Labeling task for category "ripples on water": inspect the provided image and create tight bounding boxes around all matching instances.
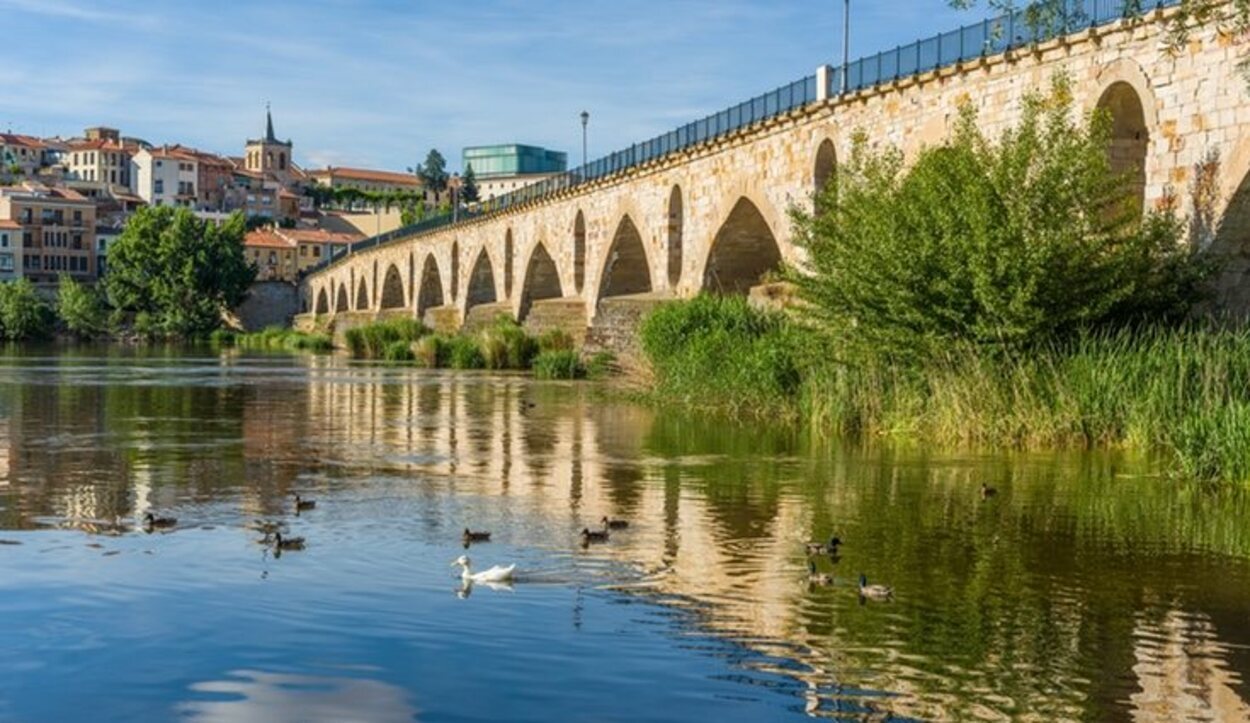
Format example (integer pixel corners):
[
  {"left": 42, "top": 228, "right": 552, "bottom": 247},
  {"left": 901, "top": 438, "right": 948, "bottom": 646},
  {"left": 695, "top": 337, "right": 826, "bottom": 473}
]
[{"left": 0, "top": 348, "right": 1249, "bottom": 722}]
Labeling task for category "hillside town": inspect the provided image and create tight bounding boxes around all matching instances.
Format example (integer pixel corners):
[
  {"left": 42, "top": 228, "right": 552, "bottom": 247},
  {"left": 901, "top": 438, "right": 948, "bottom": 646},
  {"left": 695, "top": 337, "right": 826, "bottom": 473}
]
[{"left": 0, "top": 109, "right": 568, "bottom": 288}]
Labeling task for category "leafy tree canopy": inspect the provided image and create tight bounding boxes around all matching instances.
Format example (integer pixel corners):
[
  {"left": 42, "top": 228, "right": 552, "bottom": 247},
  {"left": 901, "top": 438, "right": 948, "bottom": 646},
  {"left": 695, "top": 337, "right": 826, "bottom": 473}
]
[{"left": 105, "top": 206, "right": 256, "bottom": 337}]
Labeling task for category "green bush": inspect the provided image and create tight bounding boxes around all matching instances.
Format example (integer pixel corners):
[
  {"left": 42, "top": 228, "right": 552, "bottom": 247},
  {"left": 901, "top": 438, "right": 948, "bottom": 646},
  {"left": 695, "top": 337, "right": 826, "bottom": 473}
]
[
  {"left": 413, "top": 334, "right": 447, "bottom": 368},
  {"left": 57, "top": 275, "right": 107, "bottom": 338},
  {"left": 133, "top": 311, "right": 159, "bottom": 340},
  {"left": 533, "top": 350, "right": 583, "bottom": 380},
  {"left": 789, "top": 77, "right": 1211, "bottom": 364},
  {"left": 209, "top": 329, "right": 237, "bottom": 346},
  {"left": 0, "top": 279, "right": 53, "bottom": 341},
  {"left": 447, "top": 335, "right": 484, "bottom": 370},
  {"left": 641, "top": 295, "right": 802, "bottom": 419},
  {"left": 233, "top": 327, "right": 333, "bottom": 353},
  {"left": 344, "top": 318, "right": 428, "bottom": 358},
  {"left": 477, "top": 315, "right": 537, "bottom": 370},
  {"left": 383, "top": 339, "right": 415, "bottom": 362}
]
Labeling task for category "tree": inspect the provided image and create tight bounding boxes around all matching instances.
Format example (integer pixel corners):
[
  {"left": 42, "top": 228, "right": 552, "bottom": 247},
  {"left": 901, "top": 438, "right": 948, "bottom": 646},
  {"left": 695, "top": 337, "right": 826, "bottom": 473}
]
[
  {"left": 788, "top": 78, "right": 1211, "bottom": 363},
  {"left": 105, "top": 206, "right": 256, "bottom": 338},
  {"left": 416, "top": 149, "right": 449, "bottom": 202},
  {"left": 0, "top": 279, "right": 53, "bottom": 340},
  {"left": 57, "top": 274, "right": 106, "bottom": 338},
  {"left": 461, "top": 164, "right": 480, "bottom": 204}
]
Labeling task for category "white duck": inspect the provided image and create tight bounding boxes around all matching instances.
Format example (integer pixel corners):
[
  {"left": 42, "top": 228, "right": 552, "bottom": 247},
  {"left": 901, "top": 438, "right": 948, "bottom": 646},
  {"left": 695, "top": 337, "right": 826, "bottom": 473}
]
[{"left": 452, "top": 555, "right": 516, "bottom": 584}]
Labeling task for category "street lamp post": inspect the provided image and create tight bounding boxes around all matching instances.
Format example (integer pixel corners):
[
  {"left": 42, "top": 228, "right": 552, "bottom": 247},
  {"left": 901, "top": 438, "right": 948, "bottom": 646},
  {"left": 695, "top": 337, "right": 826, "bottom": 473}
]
[
  {"left": 840, "top": 0, "right": 850, "bottom": 94},
  {"left": 580, "top": 111, "right": 589, "bottom": 171}
]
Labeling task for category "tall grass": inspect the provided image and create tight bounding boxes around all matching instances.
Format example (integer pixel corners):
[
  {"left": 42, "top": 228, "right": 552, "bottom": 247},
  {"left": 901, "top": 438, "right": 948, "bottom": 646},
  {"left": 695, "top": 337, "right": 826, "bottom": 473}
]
[
  {"left": 344, "top": 318, "right": 427, "bottom": 358},
  {"left": 641, "top": 295, "right": 802, "bottom": 420},
  {"left": 641, "top": 298, "right": 1250, "bottom": 484},
  {"left": 224, "top": 326, "right": 333, "bottom": 352}
]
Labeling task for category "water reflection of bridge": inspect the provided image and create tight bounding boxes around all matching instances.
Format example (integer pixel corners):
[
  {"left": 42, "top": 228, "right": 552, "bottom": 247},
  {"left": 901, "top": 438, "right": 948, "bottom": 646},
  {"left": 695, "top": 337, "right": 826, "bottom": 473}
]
[{"left": 1, "top": 358, "right": 1249, "bottom": 719}]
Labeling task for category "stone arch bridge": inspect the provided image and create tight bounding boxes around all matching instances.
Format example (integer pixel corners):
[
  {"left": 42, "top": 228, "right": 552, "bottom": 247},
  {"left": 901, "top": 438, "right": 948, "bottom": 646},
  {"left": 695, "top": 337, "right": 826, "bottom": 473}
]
[{"left": 298, "top": 4, "right": 1250, "bottom": 352}]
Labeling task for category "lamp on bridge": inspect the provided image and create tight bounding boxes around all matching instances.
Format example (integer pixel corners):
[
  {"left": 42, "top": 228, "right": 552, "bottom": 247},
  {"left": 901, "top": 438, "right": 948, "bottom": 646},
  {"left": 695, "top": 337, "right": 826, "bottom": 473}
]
[{"left": 580, "top": 111, "right": 590, "bottom": 170}]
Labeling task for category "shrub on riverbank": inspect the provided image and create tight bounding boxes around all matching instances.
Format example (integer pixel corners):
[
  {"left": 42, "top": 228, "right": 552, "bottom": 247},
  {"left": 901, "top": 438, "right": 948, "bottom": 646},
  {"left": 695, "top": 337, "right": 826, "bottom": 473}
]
[
  {"left": 344, "top": 318, "right": 427, "bottom": 358},
  {"left": 57, "top": 275, "right": 107, "bottom": 339},
  {"left": 641, "top": 295, "right": 802, "bottom": 419},
  {"left": 478, "top": 316, "right": 537, "bottom": 370},
  {"left": 218, "top": 327, "right": 334, "bottom": 352},
  {"left": 533, "top": 350, "right": 583, "bottom": 380},
  {"left": 0, "top": 279, "right": 54, "bottom": 341}
]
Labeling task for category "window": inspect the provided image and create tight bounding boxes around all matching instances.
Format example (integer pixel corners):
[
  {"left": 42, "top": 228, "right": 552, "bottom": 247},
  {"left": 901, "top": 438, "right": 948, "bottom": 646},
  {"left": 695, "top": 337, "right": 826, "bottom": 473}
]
[
  {"left": 268, "top": 252, "right": 277, "bottom": 265},
  {"left": 300, "top": 245, "right": 307, "bottom": 257},
  {"left": 0, "top": 234, "right": 6, "bottom": 248},
  {"left": 156, "top": 160, "right": 163, "bottom": 168},
  {"left": 0, "top": 254, "right": 12, "bottom": 271},
  {"left": 73, "top": 211, "right": 82, "bottom": 225},
  {"left": 155, "top": 179, "right": 164, "bottom": 194},
  {"left": 22, "top": 232, "right": 32, "bottom": 248},
  {"left": 72, "top": 234, "right": 82, "bottom": 250}
]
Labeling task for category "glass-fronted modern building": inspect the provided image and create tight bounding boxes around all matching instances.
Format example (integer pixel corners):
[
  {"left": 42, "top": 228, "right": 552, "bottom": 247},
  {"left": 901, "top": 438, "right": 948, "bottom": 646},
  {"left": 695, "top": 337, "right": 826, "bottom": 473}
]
[{"left": 462, "top": 145, "right": 567, "bottom": 179}]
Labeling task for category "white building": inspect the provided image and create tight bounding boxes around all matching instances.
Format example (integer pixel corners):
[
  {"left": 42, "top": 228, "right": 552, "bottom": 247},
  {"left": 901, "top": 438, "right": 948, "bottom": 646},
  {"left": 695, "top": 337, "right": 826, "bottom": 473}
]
[{"left": 132, "top": 146, "right": 199, "bottom": 208}]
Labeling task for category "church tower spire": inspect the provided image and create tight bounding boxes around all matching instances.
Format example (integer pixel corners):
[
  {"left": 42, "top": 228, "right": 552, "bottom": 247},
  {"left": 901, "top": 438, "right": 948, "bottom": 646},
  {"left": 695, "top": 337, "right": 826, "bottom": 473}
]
[{"left": 265, "top": 102, "right": 276, "bottom": 142}]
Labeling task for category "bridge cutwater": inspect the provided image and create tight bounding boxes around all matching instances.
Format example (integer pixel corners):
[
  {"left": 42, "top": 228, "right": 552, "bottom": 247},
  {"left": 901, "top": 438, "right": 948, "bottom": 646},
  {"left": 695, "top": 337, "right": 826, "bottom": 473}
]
[{"left": 296, "top": 0, "right": 1250, "bottom": 356}]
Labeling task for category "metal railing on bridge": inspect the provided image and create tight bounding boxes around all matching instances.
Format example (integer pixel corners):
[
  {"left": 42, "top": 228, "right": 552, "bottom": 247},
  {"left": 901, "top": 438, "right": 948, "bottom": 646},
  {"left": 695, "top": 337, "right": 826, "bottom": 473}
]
[{"left": 306, "top": 0, "right": 1179, "bottom": 277}]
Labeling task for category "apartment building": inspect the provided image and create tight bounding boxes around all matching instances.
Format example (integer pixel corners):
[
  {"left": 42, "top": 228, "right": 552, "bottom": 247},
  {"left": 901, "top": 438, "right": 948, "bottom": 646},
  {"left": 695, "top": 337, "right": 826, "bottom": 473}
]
[
  {"left": 0, "top": 183, "right": 96, "bottom": 283},
  {"left": 132, "top": 146, "right": 200, "bottom": 207},
  {"left": 67, "top": 128, "right": 140, "bottom": 188},
  {"left": 0, "top": 133, "right": 47, "bottom": 177},
  {"left": 243, "top": 228, "right": 297, "bottom": 282},
  {"left": 0, "top": 220, "right": 21, "bottom": 280}
]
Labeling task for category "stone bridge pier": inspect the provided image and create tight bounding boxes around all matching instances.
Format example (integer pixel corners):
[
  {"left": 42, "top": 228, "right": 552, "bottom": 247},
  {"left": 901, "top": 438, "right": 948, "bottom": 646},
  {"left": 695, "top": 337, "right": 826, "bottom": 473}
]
[{"left": 299, "top": 7, "right": 1250, "bottom": 357}]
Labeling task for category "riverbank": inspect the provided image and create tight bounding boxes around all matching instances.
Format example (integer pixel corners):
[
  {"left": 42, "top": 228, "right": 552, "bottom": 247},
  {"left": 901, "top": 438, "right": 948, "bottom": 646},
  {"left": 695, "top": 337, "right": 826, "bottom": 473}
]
[{"left": 640, "top": 295, "right": 1250, "bottom": 485}]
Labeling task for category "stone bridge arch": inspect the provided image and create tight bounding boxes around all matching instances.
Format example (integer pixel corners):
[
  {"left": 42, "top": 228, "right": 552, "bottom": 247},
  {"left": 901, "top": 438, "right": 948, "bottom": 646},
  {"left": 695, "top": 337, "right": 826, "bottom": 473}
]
[
  {"left": 597, "top": 213, "right": 654, "bottom": 305},
  {"left": 666, "top": 185, "right": 684, "bottom": 290},
  {"left": 465, "top": 247, "right": 499, "bottom": 311},
  {"left": 336, "top": 282, "right": 350, "bottom": 312},
  {"left": 315, "top": 287, "right": 330, "bottom": 315},
  {"left": 701, "top": 195, "right": 783, "bottom": 295},
  {"left": 1090, "top": 59, "right": 1156, "bottom": 211},
  {"left": 518, "top": 241, "right": 564, "bottom": 321},
  {"left": 814, "top": 137, "right": 837, "bottom": 199},
  {"left": 417, "top": 253, "right": 446, "bottom": 317},
  {"left": 379, "top": 263, "right": 405, "bottom": 310},
  {"left": 355, "top": 275, "right": 370, "bottom": 311}
]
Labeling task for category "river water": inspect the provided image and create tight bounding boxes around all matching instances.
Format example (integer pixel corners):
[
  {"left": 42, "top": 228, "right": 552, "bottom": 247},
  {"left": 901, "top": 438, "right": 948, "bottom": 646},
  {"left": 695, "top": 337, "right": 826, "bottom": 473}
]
[{"left": 0, "top": 349, "right": 1248, "bottom": 722}]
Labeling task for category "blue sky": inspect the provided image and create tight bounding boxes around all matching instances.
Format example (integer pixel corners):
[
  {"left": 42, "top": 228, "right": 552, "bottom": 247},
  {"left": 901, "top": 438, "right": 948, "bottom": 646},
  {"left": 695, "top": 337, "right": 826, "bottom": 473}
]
[{"left": 0, "top": 0, "right": 981, "bottom": 173}]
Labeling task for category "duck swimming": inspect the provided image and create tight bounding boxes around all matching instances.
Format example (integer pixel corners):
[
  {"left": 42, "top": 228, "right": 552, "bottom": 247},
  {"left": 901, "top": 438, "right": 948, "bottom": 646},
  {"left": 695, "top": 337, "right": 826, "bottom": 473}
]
[
  {"left": 858, "top": 574, "right": 893, "bottom": 600},
  {"left": 294, "top": 495, "right": 316, "bottom": 511},
  {"left": 451, "top": 555, "right": 515, "bottom": 583},
  {"left": 144, "top": 513, "right": 177, "bottom": 530},
  {"left": 807, "top": 561, "right": 833, "bottom": 586},
  {"left": 462, "top": 528, "right": 492, "bottom": 544},
  {"left": 805, "top": 536, "right": 842, "bottom": 555},
  {"left": 980, "top": 484, "right": 998, "bottom": 499},
  {"left": 601, "top": 516, "right": 629, "bottom": 530},
  {"left": 273, "top": 532, "right": 306, "bottom": 551},
  {"left": 580, "top": 527, "right": 610, "bottom": 543}
]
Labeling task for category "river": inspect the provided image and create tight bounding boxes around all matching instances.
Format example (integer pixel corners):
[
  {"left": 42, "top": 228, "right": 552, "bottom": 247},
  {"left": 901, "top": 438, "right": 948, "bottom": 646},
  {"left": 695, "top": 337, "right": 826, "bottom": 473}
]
[{"left": 0, "top": 348, "right": 1247, "bottom": 722}]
